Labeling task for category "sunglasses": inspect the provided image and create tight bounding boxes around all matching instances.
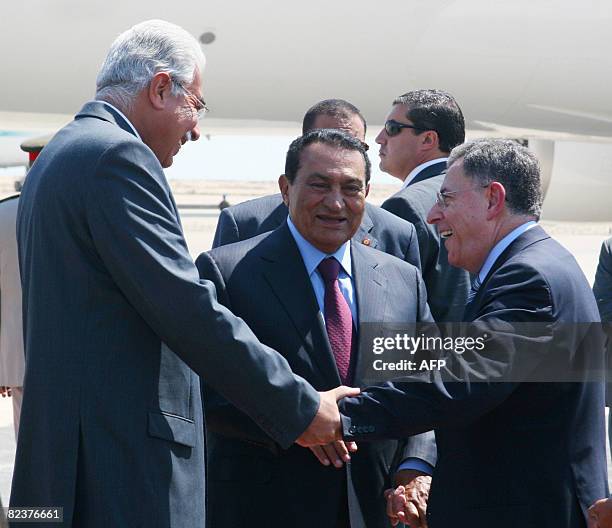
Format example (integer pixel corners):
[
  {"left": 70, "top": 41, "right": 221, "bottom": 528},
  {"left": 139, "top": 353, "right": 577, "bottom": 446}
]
[{"left": 384, "top": 119, "right": 434, "bottom": 137}]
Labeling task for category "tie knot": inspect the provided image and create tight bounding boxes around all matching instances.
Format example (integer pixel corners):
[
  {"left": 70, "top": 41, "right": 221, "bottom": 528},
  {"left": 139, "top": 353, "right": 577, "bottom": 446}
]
[{"left": 318, "top": 257, "right": 341, "bottom": 283}]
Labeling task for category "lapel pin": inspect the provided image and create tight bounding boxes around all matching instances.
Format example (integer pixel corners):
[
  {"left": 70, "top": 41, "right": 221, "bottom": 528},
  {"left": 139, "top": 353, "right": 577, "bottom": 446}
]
[{"left": 362, "top": 238, "right": 371, "bottom": 246}]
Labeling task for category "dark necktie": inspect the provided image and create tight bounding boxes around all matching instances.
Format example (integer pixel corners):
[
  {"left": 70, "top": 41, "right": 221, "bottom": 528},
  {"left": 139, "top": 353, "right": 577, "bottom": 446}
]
[{"left": 317, "top": 257, "right": 354, "bottom": 384}]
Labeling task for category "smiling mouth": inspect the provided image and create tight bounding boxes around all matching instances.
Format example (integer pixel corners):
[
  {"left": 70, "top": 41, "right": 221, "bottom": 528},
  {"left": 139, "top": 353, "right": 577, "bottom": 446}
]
[
  {"left": 440, "top": 229, "right": 453, "bottom": 239},
  {"left": 317, "top": 215, "right": 347, "bottom": 225}
]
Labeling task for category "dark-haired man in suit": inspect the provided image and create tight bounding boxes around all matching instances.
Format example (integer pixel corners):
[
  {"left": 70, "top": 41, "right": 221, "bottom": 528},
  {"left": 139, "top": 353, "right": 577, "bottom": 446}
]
[
  {"left": 341, "top": 139, "right": 608, "bottom": 528},
  {"left": 377, "top": 89, "right": 470, "bottom": 322},
  {"left": 213, "top": 98, "right": 421, "bottom": 271},
  {"left": 198, "top": 129, "right": 433, "bottom": 528}
]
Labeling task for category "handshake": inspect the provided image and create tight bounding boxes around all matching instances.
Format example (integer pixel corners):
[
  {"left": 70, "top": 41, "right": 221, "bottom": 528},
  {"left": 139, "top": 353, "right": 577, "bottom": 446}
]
[
  {"left": 295, "top": 386, "right": 360, "bottom": 467},
  {"left": 295, "top": 386, "right": 359, "bottom": 449}
]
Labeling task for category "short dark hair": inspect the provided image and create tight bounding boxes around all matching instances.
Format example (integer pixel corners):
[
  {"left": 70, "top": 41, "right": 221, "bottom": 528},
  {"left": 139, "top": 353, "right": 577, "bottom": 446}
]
[
  {"left": 302, "top": 99, "right": 367, "bottom": 136},
  {"left": 285, "top": 129, "right": 371, "bottom": 185},
  {"left": 448, "top": 139, "right": 543, "bottom": 219},
  {"left": 393, "top": 89, "right": 465, "bottom": 153}
]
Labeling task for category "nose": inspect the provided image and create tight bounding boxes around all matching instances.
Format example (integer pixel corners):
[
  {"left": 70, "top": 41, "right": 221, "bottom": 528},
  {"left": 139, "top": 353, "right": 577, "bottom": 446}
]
[
  {"left": 427, "top": 202, "right": 443, "bottom": 225},
  {"left": 375, "top": 128, "right": 386, "bottom": 145},
  {"left": 324, "top": 187, "right": 344, "bottom": 211},
  {"left": 189, "top": 122, "right": 201, "bottom": 142}
]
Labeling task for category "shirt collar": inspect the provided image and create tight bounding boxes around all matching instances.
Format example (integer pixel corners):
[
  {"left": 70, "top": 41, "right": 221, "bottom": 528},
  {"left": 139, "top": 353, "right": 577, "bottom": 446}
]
[
  {"left": 287, "top": 217, "right": 352, "bottom": 278},
  {"left": 477, "top": 221, "right": 538, "bottom": 283},
  {"left": 95, "top": 100, "right": 141, "bottom": 140},
  {"left": 401, "top": 157, "right": 448, "bottom": 189}
]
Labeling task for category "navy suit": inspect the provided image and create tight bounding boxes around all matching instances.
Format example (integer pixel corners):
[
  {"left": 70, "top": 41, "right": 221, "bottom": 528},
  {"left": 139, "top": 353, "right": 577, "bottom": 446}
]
[
  {"left": 213, "top": 193, "right": 421, "bottom": 270},
  {"left": 381, "top": 161, "right": 471, "bottom": 322},
  {"left": 196, "top": 224, "right": 433, "bottom": 528},
  {"left": 11, "top": 102, "right": 319, "bottom": 527},
  {"left": 339, "top": 226, "right": 608, "bottom": 527}
]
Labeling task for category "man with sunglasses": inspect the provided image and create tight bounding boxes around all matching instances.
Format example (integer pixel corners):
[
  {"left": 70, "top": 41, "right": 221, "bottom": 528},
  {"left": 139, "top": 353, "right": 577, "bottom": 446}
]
[
  {"left": 213, "top": 99, "right": 422, "bottom": 271},
  {"left": 378, "top": 90, "right": 470, "bottom": 323}
]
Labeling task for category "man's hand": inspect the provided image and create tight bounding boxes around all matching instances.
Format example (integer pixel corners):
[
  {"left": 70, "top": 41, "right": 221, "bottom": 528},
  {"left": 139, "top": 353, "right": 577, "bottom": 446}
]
[
  {"left": 308, "top": 440, "right": 358, "bottom": 468},
  {"left": 589, "top": 497, "right": 612, "bottom": 528},
  {"left": 384, "top": 469, "right": 431, "bottom": 527},
  {"left": 296, "top": 386, "right": 360, "bottom": 447},
  {"left": 0, "top": 387, "right": 12, "bottom": 398}
]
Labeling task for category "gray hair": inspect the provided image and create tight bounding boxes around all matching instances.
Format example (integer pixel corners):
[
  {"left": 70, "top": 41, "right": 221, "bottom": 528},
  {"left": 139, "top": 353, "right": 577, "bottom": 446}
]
[
  {"left": 96, "top": 20, "right": 205, "bottom": 111},
  {"left": 448, "top": 139, "right": 543, "bottom": 219}
]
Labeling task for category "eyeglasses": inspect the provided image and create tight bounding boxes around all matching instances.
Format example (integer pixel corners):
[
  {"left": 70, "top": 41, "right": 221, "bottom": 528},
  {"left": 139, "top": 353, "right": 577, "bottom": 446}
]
[
  {"left": 435, "top": 184, "right": 491, "bottom": 209},
  {"left": 384, "top": 119, "right": 434, "bottom": 137},
  {"left": 172, "top": 78, "right": 209, "bottom": 120}
]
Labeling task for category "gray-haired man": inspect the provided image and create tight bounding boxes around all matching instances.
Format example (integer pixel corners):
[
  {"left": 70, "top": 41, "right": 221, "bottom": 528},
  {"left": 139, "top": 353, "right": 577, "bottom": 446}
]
[
  {"left": 11, "top": 20, "right": 352, "bottom": 527},
  {"left": 343, "top": 139, "right": 607, "bottom": 528}
]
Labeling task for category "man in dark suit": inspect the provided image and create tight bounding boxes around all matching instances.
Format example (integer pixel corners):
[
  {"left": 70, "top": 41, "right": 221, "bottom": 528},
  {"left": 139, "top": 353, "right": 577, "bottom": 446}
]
[
  {"left": 211, "top": 99, "right": 436, "bottom": 521},
  {"left": 377, "top": 90, "right": 470, "bottom": 321},
  {"left": 339, "top": 139, "right": 608, "bottom": 527},
  {"left": 11, "top": 21, "right": 350, "bottom": 527},
  {"left": 197, "top": 129, "right": 433, "bottom": 528},
  {"left": 212, "top": 99, "right": 421, "bottom": 271}
]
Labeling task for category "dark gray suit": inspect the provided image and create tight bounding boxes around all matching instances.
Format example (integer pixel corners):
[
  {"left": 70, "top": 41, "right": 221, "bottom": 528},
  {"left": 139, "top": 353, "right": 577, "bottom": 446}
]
[
  {"left": 196, "top": 224, "right": 433, "bottom": 528},
  {"left": 213, "top": 193, "right": 421, "bottom": 269},
  {"left": 11, "top": 102, "right": 319, "bottom": 527},
  {"left": 381, "top": 161, "right": 471, "bottom": 322},
  {"left": 339, "top": 226, "right": 608, "bottom": 527}
]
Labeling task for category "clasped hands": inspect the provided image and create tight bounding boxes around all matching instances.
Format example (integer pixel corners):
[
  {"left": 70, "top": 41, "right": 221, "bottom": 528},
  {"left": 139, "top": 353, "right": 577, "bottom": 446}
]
[{"left": 295, "top": 385, "right": 358, "bottom": 466}]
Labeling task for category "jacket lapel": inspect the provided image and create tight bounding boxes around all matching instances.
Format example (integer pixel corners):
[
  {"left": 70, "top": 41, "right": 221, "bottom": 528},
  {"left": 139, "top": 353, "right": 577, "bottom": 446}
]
[
  {"left": 260, "top": 224, "right": 341, "bottom": 387},
  {"left": 465, "top": 225, "right": 551, "bottom": 320},
  {"left": 353, "top": 205, "right": 378, "bottom": 249},
  {"left": 351, "top": 242, "right": 387, "bottom": 381},
  {"left": 408, "top": 160, "right": 447, "bottom": 187}
]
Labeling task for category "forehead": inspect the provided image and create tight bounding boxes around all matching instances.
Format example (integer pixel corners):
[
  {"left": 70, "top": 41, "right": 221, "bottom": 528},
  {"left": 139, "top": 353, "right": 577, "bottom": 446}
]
[
  {"left": 186, "top": 69, "right": 203, "bottom": 96},
  {"left": 312, "top": 114, "right": 365, "bottom": 140},
  {"left": 442, "top": 159, "right": 469, "bottom": 189},
  {"left": 297, "top": 142, "right": 366, "bottom": 181}
]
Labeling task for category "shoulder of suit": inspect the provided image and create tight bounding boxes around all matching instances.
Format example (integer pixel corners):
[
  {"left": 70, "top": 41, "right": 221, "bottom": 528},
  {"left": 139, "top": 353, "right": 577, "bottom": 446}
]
[
  {"left": 353, "top": 240, "right": 419, "bottom": 273},
  {"left": 366, "top": 203, "right": 415, "bottom": 225},
  {"left": 207, "top": 229, "right": 275, "bottom": 264},
  {"left": 223, "top": 193, "right": 284, "bottom": 217}
]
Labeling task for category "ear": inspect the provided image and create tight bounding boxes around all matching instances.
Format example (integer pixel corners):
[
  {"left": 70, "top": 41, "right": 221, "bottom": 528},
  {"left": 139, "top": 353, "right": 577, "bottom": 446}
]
[
  {"left": 147, "top": 72, "right": 173, "bottom": 111},
  {"left": 486, "top": 181, "right": 506, "bottom": 220},
  {"left": 364, "top": 182, "right": 370, "bottom": 198},
  {"left": 278, "top": 174, "right": 290, "bottom": 206},
  {"left": 420, "top": 130, "right": 439, "bottom": 152}
]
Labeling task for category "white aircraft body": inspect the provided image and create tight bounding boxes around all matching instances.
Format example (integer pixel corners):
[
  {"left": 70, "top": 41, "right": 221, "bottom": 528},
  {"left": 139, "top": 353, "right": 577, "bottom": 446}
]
[{"left": 1, "top": 0, "right": 612, "bottom": 220}]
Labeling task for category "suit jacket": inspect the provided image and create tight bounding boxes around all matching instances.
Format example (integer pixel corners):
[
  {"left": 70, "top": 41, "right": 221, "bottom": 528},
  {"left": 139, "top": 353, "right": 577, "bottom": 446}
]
[
  {"left": 213, "top": 193, "right": 421, "bottom": 270},
  {"left": 0, "top": 195, "right": 24, "bottom": 387},
  {"left": 593, "top": 237, "right": 612, "bottom": 405},
  {"left": 381, "top": 161, "right": 471, "bottom": 322},
  {"left": 196, "top": 224, "right": 433, "bottom": 528},
  {"left": 339, "top": 226, "right": 608, "bottom": 528},
  {"left": 11, "top": 102, "right": 319, "bottom": 528}
]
